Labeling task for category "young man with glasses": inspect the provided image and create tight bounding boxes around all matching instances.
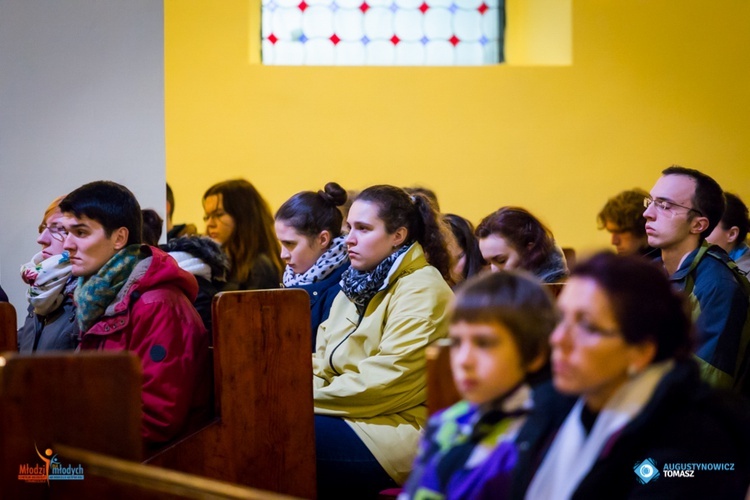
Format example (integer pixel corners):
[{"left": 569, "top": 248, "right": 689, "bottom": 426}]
[
  {"left": 644, "top": 166, "right": 750, "bottom": 392},
  {"left": 59, "top": 181, "right": 211, "bottom": 449}
]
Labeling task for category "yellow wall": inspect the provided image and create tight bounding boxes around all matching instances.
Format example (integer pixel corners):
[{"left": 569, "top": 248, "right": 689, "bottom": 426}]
[{"left": 165, "top": 0, "right": 750, "bottom": 256}]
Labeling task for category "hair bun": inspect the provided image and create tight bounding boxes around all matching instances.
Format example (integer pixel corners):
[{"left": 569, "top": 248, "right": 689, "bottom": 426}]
[{"left": 319, "top": 182, "right": 347, "bottom": 207}]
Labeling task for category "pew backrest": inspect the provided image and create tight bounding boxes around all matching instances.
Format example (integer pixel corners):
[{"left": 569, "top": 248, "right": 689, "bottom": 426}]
[
  {"left": 145, "top": 289, "right": 316, "bottom": 500},
  {"left": 0, "top": 352, "right": 143, "bottom": 498}
]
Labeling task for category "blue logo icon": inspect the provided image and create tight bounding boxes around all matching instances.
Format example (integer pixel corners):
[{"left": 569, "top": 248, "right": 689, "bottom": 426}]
[{"left": 634, "top": 458, "right": 660, "bottom": 484}]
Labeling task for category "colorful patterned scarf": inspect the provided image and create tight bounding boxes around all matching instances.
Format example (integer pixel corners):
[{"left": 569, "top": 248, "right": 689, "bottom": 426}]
[
  {"left": 20, "top": 251, "right": 75, "bottom": 316},
  {"left": 75, "top": 245, "right": 143, "bottom": 333},
  {"left": 283, "top": 236, "right": 348, "bottom": 287},
  {"left": 340, "top": 243, "right": 410, "bottom": 313}
]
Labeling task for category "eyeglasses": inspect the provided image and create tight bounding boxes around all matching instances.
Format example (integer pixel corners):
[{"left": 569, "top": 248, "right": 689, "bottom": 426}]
[
  {"left": 556, "top": 315, "right": 621, "bottom": 344},
  {"left": 643, "top": 197, "right": 703, "bottom": 217},
  {"left": 203, "top": 210, "right": 230, "bottom": 223},
  {"left": 38, "top": 223, "right": 69, "bottom": 242}
]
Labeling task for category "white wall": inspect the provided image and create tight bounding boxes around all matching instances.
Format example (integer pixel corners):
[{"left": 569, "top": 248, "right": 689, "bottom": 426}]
[{"left": 0, "top": 0, "right": 165, "bottom": 326}]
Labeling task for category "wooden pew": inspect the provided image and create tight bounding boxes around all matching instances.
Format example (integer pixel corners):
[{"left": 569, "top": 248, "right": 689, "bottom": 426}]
[
  {"left": 426, "top": 282, "right": 566, "bottom": 416},
  {"left": 0, "top": 301, "right": 18, "bottom": 352},
  {"left": 426, "top": 339, "right": 459, "bottom": 416},
  {"left": 51, "top": 444, "right": 301, "bottom": 499},
  {"left": 145, "top": 289, "right": 316, "bottom": 500},
  {"left": 0, "top": 351, "right": 301, "bottom": 499},
  {"left": 0, "top": 351, "right": 143, "bottom": 499}
]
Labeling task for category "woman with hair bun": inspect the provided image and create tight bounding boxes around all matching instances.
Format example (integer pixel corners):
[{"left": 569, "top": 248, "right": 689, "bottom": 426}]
[
  {"left": 275, "top": 182, "right": 351, "bottom": 349},
  {"left": 313, "top": 185, "right": 454, "bottom": 499}
]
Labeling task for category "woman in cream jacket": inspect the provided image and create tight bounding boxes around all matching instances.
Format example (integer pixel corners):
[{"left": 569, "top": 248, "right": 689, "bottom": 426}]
[{"left": 313, "top": 185, "right": 454, "bottom": 499}]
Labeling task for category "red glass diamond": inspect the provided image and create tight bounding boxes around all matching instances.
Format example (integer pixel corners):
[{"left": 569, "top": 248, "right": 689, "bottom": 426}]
[
  {"left": 359, "top": 2, "right": 369, "bottom": 12},
  {"left": 268, "top": 33, "right": 278, "bottom": 44},
  {"left": 391, "top": 35, "right": 400, "bottom": 45},
  {"left": 298, "top": 1, "right": 308, "bottom": 11},
  {"left": 449, "top": 35, "right": 460, "bottom": 46},
  {"left": 330, "top": 34, "right": 341, "bottom": 45},
  {"left": 419, "top": 2, "right": 429, "bottom": 13},
  {"left": 478, "top": 2, "right": 488, "bottom": 14}
]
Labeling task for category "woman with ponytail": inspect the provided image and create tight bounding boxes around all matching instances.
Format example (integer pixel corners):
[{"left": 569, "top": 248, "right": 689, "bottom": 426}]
[
  {"left": 275, "top": 182, "right": 350, "bottom": 349},
  {"left": 313, "top": 185, "right": 454, "bottom": 499}
]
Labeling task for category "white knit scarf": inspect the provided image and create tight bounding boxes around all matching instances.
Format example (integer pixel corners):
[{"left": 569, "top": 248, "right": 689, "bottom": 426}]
[
  {"left": 20, "top": 251, "right": 75, "bottom": 316},
  {"left": 525, "top": 360, "right": 674, "bottom": 500}
]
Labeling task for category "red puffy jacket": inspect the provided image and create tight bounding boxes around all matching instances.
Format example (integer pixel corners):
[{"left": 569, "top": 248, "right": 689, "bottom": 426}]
[{"left": 79, "top": 246, "right": 212, "bottom": 445}]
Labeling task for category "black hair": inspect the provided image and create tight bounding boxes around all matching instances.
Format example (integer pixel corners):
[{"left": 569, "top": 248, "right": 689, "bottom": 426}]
[
  {"left": 720, "top": 192, "right": 750, "bottom": 245},
  {"left": 275, "top": 182, "right": 347, "bottom": 241},
  {"left": 141, "top": 209, "right": 163, "bottom": 246},
  {"left": 662, "top": 165, "right": 725, "bottom": 240},
  {"left": 355, "top": 185, "right": 453, "bottom": 281},
  {"left": 60, "top": 180, "right": 142, "bottom": 246},
  {"left": 444, "top": 213, "right": 486, "bottom": 281}
]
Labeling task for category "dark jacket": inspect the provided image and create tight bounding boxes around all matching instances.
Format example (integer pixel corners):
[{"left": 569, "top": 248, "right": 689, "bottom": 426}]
[
  {"left": 512, "top": 360, "right": 750, "bottom": 499},
  {"left": 161, "top": 235, "right": 230, "bottom": 339},
  {"left": 0, "top": 285, "right": 8, "bottom": 302},
  {"left": 224, "top": 254, "right": 281, "bottom": 291},
  {"left": 289, "top": 261, "right": 349, "bottom": 350},
  {"left": 17, "top": 291, "right": 79, "bottom": 353}
]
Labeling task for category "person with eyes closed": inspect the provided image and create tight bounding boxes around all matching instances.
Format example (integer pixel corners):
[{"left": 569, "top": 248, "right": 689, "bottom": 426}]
[
  {"left": 475, "top": 207, "right": 568, "bottom": 283},
  {"left": 513, "top": 252, "right": 750, "bottom": 500},
  {"left": 203, "top": 179, "right": 283, "bottom": 291},
  {"left": 313, "top": 185, "right": 454, "bottom": 499},
  {"left": 274, "top": 182, "right": 350, "bottom": 350},
  {"left": 644, "top": 166, "right": 749, "bottom": 392},
  {"left": 17, "top": 195, "right": 80, "bottom": 353}
]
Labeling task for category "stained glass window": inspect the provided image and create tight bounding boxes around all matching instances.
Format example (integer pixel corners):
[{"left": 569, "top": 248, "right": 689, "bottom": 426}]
[{"left": 261, "top": 0, "right": 504, "bottom": 65}]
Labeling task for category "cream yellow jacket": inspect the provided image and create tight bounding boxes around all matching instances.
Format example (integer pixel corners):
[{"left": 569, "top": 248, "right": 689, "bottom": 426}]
[{"left": 313, "top": 243, "right": 454, "bottom": 484}]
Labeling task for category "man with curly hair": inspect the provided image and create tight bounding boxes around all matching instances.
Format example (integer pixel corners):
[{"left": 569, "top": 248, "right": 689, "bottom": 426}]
[{"left": 597, "top": 188, "right": 655, "bottom": 256}]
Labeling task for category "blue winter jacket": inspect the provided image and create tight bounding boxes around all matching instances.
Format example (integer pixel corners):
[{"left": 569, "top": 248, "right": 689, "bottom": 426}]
[{"left": 668, "top": 243, "right": 749, "bottom": 388}]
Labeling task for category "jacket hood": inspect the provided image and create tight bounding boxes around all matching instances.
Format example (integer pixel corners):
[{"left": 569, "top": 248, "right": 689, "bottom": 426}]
[
  {"left": 104, "top": 245, "right": 199, "bottom": 317},
  {"left": 160, "top": 235, "right": 229, "bottom": 282}
]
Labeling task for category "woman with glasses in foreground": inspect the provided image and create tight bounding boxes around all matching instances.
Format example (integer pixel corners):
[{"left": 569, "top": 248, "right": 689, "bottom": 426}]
[
  {"left": 514, "top": 252, "right": 750, "bottom": 499},
  {"left": 18, "top": 196, "right": 80, "bottom": 352}
]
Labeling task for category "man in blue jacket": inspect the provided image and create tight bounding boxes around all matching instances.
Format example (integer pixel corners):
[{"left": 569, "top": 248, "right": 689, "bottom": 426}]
[{"left": 644, "top": 165, "right": 749, "bottom": 390}]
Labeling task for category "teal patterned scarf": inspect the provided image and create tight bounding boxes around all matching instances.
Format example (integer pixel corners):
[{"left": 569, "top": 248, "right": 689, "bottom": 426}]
[{"left": 75, "top": 245, "right": 143, "bottom": 333}]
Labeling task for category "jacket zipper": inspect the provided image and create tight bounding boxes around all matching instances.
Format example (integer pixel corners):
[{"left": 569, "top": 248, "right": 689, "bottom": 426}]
[{"left": 328, "top": 310, "right": 365, "bottom": 376}]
